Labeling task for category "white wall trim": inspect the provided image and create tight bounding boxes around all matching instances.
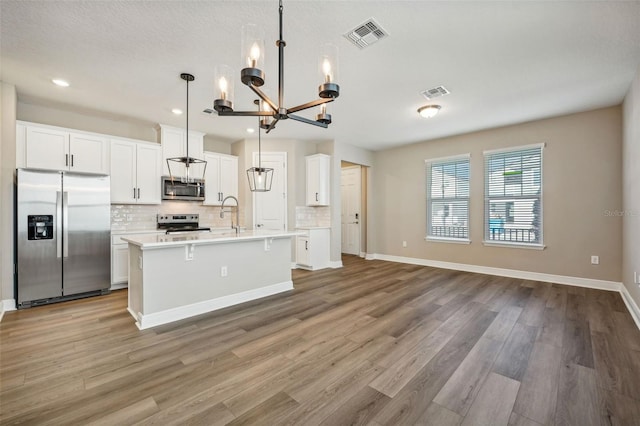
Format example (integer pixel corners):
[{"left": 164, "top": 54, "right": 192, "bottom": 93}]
[
  {"left": 110, "top": 283, "right": 128, "bottom": 291},
  {"left": 329, "top": 261, "right": 343, "bottom": 269},
  {"left": 365, "top": 253, "right": 376, "bottom": 260},
  {"left": 130, "top": 281, "right": 293, "bottom": 330},
  {"left": 372, "top": 253, "right": 621, "bottom": 291},
  {"left": 371, "top": 254, "right": 640, "bottom": 330},
  {"left": 0, "top": 299, "right": 17, "bottom": 321},
  {"left": 620, "top": 284, "right": 640, "bottom": 330}
]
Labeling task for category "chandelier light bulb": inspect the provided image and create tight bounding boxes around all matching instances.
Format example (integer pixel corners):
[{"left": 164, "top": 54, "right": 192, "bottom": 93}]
[
  {"left": 219, "top": 77, "right": 228, "bottom": 100},
  {"left": 249, "top": 43, "right": 261, "bottom": 68},
  {"left": 322, "top": 59, "right": 332, "bottom": 83}
]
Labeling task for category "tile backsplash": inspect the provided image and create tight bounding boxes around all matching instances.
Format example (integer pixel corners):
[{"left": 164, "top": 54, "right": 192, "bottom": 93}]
[
  {"left": 295, "top": 206, "right": 331, "bottom": 228},
  {"left": 111, "top": 202, "right": 242, "bottom": 232}
]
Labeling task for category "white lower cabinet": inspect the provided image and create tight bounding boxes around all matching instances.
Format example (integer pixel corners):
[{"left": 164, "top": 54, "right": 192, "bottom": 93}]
[
  {"left": 295, "top": 228, "right": 330, "bottom": 270},
  {"left": 111, "top": 231, "right": 163, "bottom": 287}
]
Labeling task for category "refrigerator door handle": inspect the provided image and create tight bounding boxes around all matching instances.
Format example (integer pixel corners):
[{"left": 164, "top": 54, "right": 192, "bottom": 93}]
[
  {"left": 56, "top": 191, "right": 63, "bottom": 258},
  {"left": 63, "top": 191, "right": 69, "bottom": 258}
]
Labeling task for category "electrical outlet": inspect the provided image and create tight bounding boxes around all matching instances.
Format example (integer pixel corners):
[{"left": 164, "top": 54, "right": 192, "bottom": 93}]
[
  {"left": 221, "top": 266, "right": 228, "bottom": 277},
  {"left": 591, "top": 255, "right": 599, "bottom": 265},
  {"left": 402, "top": 241, "right": 407, "bottom": 248}
]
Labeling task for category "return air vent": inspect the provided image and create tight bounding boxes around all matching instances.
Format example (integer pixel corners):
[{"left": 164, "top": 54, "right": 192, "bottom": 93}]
[
  {"left": 344, "top": 18, "right": 388, "bottom": 49},
  {"left": 420, "top": 86, "right": 450, "bottom": 100}
]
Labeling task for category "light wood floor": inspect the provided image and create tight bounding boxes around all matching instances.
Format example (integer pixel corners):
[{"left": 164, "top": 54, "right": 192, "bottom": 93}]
[{"left": 2, "top": 256, "right": 640, "bottom": 425}]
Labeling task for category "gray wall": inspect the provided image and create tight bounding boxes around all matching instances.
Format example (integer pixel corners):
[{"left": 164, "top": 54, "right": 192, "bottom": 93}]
[
  {"left": 372, "top": 106, "right": 623, "bottom": 282},
  {"left": 623, "top": 65, "right": 640, "bottom": 309}
]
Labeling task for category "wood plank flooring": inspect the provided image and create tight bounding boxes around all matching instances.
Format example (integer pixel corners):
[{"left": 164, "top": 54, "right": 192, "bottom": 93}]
[{"left": 1, "top": 256, "right": 639, "bottom": 425}]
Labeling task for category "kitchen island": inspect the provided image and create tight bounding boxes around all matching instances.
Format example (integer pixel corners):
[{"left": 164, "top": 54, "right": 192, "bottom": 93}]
[{"left": 122, "top": 230, "right": 302, "bottom": 330}]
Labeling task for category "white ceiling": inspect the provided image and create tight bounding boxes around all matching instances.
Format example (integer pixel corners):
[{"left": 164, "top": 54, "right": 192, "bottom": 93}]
[{"left": 2, "top": 1, "right": 639, "bottom": 151}]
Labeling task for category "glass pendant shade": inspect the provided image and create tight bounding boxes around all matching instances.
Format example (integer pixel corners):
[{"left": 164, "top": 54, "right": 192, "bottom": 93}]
[
  {"left": 247, "top": 167, "right": 274, "bottom": 192},
  {"left": 318, "top": 44, "right": 339, "bottom": 98},
  {"left": 214, "top": 64, "right": 234, "bottom": 112},
  {"left": 241, "top": 24, "right": 265, "bottom": 87}
]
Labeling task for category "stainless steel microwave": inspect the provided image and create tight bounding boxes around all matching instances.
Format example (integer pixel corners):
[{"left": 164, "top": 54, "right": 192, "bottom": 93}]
[{"left": 161, "top": 176, "right": 205, "bottom": 201}]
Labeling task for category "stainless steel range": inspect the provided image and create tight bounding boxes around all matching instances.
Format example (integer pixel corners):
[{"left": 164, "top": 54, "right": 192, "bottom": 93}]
[{"left": 157, "top": 214, "right": 211, "bottom": 234}]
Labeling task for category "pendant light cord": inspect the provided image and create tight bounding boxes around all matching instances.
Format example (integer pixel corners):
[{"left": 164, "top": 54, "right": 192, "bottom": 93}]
[{"left": 186, "top": 77, "right": 189, "bottom": 164}]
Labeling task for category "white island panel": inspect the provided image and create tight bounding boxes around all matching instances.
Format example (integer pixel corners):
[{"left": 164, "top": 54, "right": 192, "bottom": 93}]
[{"left": 125, "top": 231, "right": 299, "bottom": 329}]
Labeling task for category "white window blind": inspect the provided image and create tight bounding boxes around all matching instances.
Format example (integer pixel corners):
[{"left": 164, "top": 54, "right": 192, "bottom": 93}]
[
  {"left": 426, "top": 155, "right": 470, "bottom": 240},
  {"left": 484, "top": 145, "right": 543, "bottom": 245}
]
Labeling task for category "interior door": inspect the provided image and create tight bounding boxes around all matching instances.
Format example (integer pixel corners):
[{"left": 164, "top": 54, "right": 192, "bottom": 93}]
[
  {"left": 253, "top": 152, "right": 287, "bottom": 230},
  {"left": 341, "top": 166, "right": 361, "bottom": 255},
  {"left": 63, "top": 173, "right": 111, "bottom": 296}
]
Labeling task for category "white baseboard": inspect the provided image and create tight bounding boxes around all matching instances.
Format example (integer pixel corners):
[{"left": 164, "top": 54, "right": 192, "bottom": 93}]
[
  {"left": 371, "top": 253, "right": 639, "bottom": 330},
  {"left": 372, "top": 253, "right": 620, "bottom": 291},
  {"left": 0, "top": 299, "right": 16, "bottom": 321},
  {"left": 133, "top": 281, "right": 294, "bottom": 330},
  {"left": 620, "top": 284, "right": 640, "bottom": 330},
  {"left": 330, "top": 261, "right": 343, "bottom": 269},
  {"left": 365, "top": 253, "right": 376, "bottom": 261},
  {"left": 110, "top": 283, "right": 128, "bottom": 291}
]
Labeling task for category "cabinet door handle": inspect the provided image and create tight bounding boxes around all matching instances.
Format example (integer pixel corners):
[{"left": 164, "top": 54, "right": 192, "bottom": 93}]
[
  {"left": 315, "top": 192, "right": 319, "bottom": 202},
  {"left": 71, "top": 154, "right": 74, "bottom": 167},
  {"left": 137, "top": 188, "right": 140, "bottom": 199},
  {"left": 133, "top": 188, "right": 137, "bottom": 199},
  {"left": 305, "top": 241, "right": 308, "bottom": 250},
  {"left": 65, "top": 154, "right": 69, "bottom": 166}
]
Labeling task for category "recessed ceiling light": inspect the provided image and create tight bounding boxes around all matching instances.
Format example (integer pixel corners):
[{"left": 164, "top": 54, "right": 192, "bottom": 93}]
[
  {"left": 171, "top": 108, "right": 183, "bottom": 115},
  {"left": 52, "top": 79, "right": 69, "bottom": 87},
  {"left": 418, "top": 105, "right": 441, "bottom": 118},
  {"left": 246, "top": 128, "right": 255, "bottom": 134}
]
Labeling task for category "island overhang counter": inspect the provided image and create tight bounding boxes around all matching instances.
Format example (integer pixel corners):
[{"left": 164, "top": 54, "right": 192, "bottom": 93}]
[{"left": 122, "top": 230, "right": 303, "bottom": 330}]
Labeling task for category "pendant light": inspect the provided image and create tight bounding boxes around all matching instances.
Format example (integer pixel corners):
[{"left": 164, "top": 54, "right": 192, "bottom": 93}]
[
  {"left": 167, "top": 73, "right": 207, "bottom": 183},
  {"left": 247, "top": 99, "right": 274, "bottom": 192},
  {"left": 213, "top": 0, "right": 339, "bottom": 133}
]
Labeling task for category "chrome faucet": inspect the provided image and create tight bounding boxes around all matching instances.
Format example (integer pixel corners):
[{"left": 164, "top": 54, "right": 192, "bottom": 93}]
[{"left": 220, "top": 195, "right": 240, "bottom": 234}]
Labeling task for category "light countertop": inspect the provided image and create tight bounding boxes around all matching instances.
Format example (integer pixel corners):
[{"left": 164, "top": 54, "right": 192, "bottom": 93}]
[{"left": 122, "top": 229, "right": 304, "bottom": 249}]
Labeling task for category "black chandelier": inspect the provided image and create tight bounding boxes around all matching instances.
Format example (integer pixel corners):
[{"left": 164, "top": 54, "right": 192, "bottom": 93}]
[{"left": 213, "top": 0, "right": 339, "bottom": 132}]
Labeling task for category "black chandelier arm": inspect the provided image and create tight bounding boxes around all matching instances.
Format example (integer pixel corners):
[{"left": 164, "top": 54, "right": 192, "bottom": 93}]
[
  {"left": 288, "top": 113, "right": 329, "bottom": 128},
  {"left": 287, "top": 98, "right": 334, "bottom": 114},
  {"left": 265, "top": 118, "right": 280, "bottom": 133},
  {"left": 248, "top": 84, "right": 278, "bottom": 112},
  {"left": 217, "top": 110, "right": 274, "bottom": 117}
]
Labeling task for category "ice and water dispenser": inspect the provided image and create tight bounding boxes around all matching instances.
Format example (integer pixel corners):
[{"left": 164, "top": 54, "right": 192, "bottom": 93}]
[{"left": 27, "top": 215, "right": 54, "bottom": 240}]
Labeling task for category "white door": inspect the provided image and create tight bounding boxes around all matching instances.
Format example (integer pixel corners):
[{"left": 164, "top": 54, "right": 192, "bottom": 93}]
[
  {"left": 253, "top": 152, "right": 287, "bottom": 230},
  {"left": 341, "top": 166, "right": 361, "bottom": 255}
]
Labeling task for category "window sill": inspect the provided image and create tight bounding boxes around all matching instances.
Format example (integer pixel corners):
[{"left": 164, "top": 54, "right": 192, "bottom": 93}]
[
  {"left": 482, "top": 241, "right": 546, "bottom": 250},
  {"left": 426, "top": 237, "right": 471, "bottom": 245}
]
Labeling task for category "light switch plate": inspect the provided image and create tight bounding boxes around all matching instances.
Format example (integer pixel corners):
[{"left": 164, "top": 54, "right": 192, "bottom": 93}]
[{"left": 591, "top": 255, "right": 599, "bottom": 265}]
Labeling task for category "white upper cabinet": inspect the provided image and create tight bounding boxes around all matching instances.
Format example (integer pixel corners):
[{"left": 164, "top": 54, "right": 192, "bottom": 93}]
[
  {"left": 306, "top": 154, "right": 330, "bottom": 206},
  {"left": 203, "top": 152, "right": 238, "bottom": 205},
  {"left": 159, "top": 124, "right": 205, "bottom": 180},
  {"left": 21, "top": 122, "right": 109, "bottom": 174},
  {"left": 110, "top": 138, "right": 162, "bottom": 204},
  {"left": 69, "top": 132, "right": 110, "bottom": 174}
]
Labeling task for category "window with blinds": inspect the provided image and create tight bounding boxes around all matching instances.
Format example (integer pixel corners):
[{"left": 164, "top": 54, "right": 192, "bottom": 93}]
[
  {"left": 426, "top": 155, "right": 470, "bottom": 241},
  {"left": 484, "top": 144, "right": 543, "bottom": 246}
]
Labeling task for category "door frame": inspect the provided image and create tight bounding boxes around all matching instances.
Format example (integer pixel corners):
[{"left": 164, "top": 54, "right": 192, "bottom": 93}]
[{"left": 341, "top": 164, "right": 363, "bottom": 256}]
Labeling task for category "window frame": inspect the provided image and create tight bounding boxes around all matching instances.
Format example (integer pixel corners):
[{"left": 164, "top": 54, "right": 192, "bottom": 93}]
[
  {"left": 425, "top": 153, "right": 471, "bottom": 244},
  {"left": 483, "top": 143, "right": 545, "bottom": 250}
]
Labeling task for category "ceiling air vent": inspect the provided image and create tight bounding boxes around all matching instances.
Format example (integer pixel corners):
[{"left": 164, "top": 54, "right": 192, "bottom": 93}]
[
  {"left": 420, "top": 86, "right": 450, "bottom": 100},
  {"left": 344, "top": 18, "right": 388, "bottom": 49}
]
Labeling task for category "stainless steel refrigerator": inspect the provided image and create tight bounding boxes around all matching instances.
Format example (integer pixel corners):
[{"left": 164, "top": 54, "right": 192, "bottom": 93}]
[{"left": 16, "top": 169, "right": 111, "bottom": 308}]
